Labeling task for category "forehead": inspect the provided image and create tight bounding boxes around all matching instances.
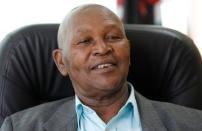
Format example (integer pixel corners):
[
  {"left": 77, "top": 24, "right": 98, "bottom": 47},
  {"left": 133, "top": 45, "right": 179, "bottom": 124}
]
[
  {"left": 58, "top": 5, "right": 125, "bottom": 49},
  {"left": 69, "top": 6, "right": 123, "bottom": 33}
]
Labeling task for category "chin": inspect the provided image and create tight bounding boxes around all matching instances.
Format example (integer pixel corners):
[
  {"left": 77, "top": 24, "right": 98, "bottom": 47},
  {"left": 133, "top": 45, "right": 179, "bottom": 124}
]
[{"left": 93, "top": 77, "right": 127, "bottom": 91}]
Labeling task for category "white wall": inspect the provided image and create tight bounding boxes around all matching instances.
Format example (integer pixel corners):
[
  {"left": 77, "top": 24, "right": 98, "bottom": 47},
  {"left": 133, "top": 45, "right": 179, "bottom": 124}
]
[
  {"left": 160, "top": 0, "right": 202, "bottom": 55},
  {"left": 189, "top": 0, "right": 202, "bottom": 54},
  {"left": 0, "top": 0, "right": 116, "bottom": 42},
  {"left": 160, "top": 0, "right": 191, "bottom": 35},
  {"left": 1, "top": 0, "right": 202, "bottom": 55}
]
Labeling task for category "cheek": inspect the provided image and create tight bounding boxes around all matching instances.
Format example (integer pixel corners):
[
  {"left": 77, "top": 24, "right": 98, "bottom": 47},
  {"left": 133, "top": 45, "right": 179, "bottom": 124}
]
[
  {"left": 114, "top": 43, "right": 130, "bottom": 77},
  {"left": 67, "top": 49, "right": 90, "bottom": 73},
  {"left": 68, "top": 55, "right": 82, "bottom": 72},
  {"left": 114, "top": 42, "right": 130, "bottom": 64}
]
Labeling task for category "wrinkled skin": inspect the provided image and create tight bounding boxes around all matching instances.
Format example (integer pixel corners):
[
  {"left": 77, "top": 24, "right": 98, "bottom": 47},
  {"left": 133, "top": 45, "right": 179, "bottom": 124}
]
[{"left": 53, "top": 4, "right": 131, "bottom": 122}]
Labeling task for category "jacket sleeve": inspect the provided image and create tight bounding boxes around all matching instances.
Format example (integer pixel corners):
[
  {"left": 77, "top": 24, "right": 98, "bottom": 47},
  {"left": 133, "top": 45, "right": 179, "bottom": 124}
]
[{"left": 0, "top": 117, "right": 13, "bottom": 131}]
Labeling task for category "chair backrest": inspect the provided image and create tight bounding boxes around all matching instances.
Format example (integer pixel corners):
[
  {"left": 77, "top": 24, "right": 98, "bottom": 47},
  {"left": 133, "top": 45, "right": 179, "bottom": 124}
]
[{"left": 1, "top": 24, "right": 202, "bottom": 125}]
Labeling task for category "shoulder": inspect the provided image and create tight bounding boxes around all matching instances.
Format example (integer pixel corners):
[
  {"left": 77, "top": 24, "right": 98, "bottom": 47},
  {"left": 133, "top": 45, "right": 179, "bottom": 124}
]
[
  {"left": 0, "top": 96, "right": 75, "bottom": 130},
  {"left": 151, "top": 99, "right": 202, "bottom": 118},
  {"left": 151, "top": 100, "right": 202, "bottom": 130},
  {"left": 135, "top": 91, "right": 202, "bottom": 130},
  {"left": 10, "top": 96, "right": 74, "bottom": 121}
]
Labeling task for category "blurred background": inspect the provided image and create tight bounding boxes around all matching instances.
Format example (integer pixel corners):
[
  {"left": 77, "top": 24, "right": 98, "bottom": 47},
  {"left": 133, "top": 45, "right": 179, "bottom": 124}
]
[{"left": 0, "top": 0, "right": 201, "bottom": 54}]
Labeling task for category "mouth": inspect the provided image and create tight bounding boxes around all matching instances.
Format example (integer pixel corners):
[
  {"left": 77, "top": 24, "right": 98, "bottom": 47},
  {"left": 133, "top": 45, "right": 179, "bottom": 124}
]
[
  {"left": 91, "top": 61, "right": 117, "bottom": 70},
  {"left": 93, "top": 63, "right": 115, "bottom": 69}
]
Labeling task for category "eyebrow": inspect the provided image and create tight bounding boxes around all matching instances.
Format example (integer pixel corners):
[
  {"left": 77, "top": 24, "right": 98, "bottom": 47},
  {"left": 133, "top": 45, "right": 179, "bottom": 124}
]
[
  {"left": 76, "top": 29, "right": 92, "bottom": 34},
  {"left": 75, "top": 23, "right": 123, "bottom": 34},
  {"left": 103, "top": 22, "right": 123, "bottom": 30}
]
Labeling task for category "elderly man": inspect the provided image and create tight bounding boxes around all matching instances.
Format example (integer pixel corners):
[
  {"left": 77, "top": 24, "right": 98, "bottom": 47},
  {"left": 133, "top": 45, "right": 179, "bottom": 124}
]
[{"left": 1, "top": 4, "right": 202, "bottom": 131}]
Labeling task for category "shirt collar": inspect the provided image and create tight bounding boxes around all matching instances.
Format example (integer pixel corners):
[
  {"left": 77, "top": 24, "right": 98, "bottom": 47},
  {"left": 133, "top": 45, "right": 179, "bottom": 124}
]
[
  {"left": 75, "top": 82, "right": 141, "bottom": 128},
  {"left": 116, "top": 82, "right": 141, "bottom": 125},
  {"left": 127, "top": 82, "right": 141, "bottom": 126}
]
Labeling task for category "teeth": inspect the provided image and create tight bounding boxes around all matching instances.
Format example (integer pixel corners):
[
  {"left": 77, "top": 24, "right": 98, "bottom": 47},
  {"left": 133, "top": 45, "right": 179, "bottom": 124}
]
[{"left": 97, "top": 63, "right": 112, "bottom": 69}]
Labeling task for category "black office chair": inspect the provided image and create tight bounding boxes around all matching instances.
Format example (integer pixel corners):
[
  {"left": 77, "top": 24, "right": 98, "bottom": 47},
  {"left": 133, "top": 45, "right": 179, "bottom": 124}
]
[{"left": 1, "top": 24, "right": 202, "bottom": 126}]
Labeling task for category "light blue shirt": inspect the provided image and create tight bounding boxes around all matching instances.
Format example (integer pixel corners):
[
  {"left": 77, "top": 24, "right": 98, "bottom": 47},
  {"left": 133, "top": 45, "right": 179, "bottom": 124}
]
[{"left": 75, "top": 82, "right": 142, "bottom": 131}]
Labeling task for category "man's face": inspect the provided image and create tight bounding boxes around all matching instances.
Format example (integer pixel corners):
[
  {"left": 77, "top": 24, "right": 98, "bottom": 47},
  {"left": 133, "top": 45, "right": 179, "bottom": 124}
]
[{"left": 56, "top": 8, "right": 130, "bottom": 98}]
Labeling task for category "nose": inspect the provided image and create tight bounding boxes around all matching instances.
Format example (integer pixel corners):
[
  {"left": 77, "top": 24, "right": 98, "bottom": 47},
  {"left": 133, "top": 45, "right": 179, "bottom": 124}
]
[{"left": 92, "top": 39, "right": 113, "bottom": 56}]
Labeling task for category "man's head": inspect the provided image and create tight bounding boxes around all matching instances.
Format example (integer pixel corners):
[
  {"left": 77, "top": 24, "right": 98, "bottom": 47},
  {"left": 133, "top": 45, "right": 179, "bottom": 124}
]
[{"left": 53, "top": 4, "right": 130, "bottom": 101}]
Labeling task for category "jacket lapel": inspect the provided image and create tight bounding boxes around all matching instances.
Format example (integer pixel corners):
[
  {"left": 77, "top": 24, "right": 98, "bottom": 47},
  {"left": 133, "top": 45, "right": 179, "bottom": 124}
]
[
  {"left": 43, "top": 98, "right": 77, "bottom": 131},
  {"left": 42, "top": 90, "right": 168, "bottom": 131},
  {"left": 135, "top": 91, "right": 167, "bottom": 131}
]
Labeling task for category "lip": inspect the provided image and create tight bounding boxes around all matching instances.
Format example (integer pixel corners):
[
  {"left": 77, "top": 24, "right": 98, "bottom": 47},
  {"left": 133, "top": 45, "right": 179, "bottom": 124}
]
[{"left": 91, "top": 59, "right": 117, "bottom": 70}]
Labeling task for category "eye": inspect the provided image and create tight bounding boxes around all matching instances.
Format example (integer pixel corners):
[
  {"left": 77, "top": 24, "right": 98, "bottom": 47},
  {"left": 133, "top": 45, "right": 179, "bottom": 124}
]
[
  {"left": 78, "top": 38, "right": 93, "bottom": 45},
  {"left": 105, "top": 33, "right": 123, "bottom": 42}
]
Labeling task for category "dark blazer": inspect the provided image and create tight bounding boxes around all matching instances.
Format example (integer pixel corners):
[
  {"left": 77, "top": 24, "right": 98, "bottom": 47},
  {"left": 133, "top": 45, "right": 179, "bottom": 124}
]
[{"left": 1, "top": 92, "right": 202, "bottom": 131}]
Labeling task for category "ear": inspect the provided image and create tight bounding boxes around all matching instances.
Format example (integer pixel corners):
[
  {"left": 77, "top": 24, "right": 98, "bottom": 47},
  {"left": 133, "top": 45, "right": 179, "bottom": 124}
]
[
  {"left": 127, "top": 39, "right": 131, "bottom": 66},
  {"left": 52, "top": 49, "right": 69, "bottom": 76}
]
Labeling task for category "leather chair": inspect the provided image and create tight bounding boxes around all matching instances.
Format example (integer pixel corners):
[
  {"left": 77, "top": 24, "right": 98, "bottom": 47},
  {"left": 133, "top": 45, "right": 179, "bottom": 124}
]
[{"left": 1, "top": 24, "right": 202, "bottom": 126}]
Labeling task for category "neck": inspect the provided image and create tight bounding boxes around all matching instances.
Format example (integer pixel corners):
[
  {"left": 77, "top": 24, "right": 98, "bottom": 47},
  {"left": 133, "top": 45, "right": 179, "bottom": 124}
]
[{"left": 76, "top": 83, "right": 129, "bottom": 123}]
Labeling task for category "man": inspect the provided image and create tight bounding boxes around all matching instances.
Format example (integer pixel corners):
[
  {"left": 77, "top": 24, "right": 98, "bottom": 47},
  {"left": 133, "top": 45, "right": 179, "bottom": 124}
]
[{"left": 1, "top": 4, "right": 202, "bottom": 131}]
